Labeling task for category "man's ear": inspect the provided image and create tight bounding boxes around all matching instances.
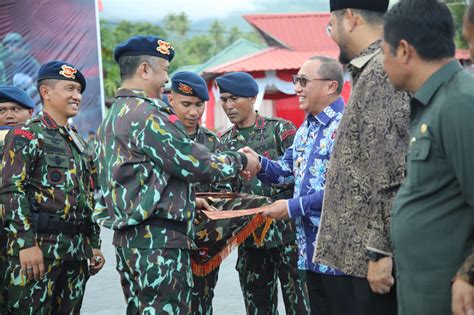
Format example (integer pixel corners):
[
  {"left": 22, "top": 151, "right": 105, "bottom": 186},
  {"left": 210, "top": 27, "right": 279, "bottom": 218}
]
[
  {"left": 39, "top": 85, "right": 50, "bottom": 101},
  {"left": 398, "top": 39, "right": 413, "bottom": 65},
  {"left": 136, "top": 62, "right": 150, "bottom": 80}
]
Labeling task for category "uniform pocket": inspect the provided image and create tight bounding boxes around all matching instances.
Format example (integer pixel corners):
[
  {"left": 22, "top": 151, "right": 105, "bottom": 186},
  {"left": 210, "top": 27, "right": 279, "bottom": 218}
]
[{"left": 407, "top": 137, "right": 432, "bottom": 188}]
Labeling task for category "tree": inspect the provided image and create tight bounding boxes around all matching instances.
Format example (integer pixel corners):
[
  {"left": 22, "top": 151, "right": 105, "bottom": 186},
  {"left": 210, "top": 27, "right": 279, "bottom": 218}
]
[
  {"left": 99, "top": 16, "right": 262, "bottom": 98},
  {"left": 100, "top": 20, "right": 167, "bottom": 98},
  {"left": 163, "top": 13, "right": 190, "bottom": 38},
  {"left": 445, "top": 1, "right": 468, "bottom": 48}
]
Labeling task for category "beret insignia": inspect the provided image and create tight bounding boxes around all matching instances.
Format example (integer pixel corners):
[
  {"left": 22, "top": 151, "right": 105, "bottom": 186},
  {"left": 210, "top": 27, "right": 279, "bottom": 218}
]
[
  {"left": 178, "top": 83, "right": 193, "bottom": 94},
  {"left": 59, "top": 65, "right": 77, "bottom": 79},
  {"left": 157, "top": 40, "right": 172, "bottom": 55}
]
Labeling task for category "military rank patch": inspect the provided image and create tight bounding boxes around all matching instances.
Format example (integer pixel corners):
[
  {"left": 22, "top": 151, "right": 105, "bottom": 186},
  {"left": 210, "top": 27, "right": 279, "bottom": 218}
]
[
  {"left": 281, "top": 129, "right": 296, "bottom": 141},
  {"left": 59, "top": 65, "right": 77, "bottom": 79},
  {"left": 178, "top": 83, "right": 193, "bottom": 94},
  {"left": 157, "top": 40, "right": 173, "bottom": 55}
]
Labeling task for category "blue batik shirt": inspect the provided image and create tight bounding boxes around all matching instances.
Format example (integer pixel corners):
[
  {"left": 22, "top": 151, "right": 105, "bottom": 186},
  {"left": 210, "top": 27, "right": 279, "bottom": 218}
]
[{"left": 257, "top": 97, "right": 345, "bottom": 274}]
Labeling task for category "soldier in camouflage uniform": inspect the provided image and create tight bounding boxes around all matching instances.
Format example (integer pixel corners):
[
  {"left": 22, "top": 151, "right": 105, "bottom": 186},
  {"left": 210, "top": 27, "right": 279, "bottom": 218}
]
[
  {"left": 168, "top": 71, "right": 230, "bottom": 315},
  {"left": 0, "top": 61, "right": 104, "bottom": 314},
  {"left": 93, "top": 35, "right": 260, "bottom": 315},
  {"left": 217, "top": 72, "right": 310, "bottom": 315},
  {"left": 0, "top": 86, "right": 35, "bottom": 314}
]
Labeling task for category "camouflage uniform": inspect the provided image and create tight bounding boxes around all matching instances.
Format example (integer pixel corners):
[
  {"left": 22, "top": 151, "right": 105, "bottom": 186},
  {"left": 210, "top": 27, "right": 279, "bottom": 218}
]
[
  {"left": 0, "top": 111, "right": 101, "bottom": 314},
  {"left": 0, "top": 126, "right": 12, "bottom": 314},
  {"left": 191, "top": 125, "right": 230, "bottom": 315},
  {"left": 221, "top": 113, "right": 310, "bottom": 315},
  {"left": 93, "top": 88, "right": 247, "bottom": 314}
]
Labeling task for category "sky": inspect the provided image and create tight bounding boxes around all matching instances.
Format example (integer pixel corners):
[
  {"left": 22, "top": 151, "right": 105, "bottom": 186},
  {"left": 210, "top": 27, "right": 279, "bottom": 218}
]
[{"left": 100, "top": 0, "right": 329, "bottom": 22}]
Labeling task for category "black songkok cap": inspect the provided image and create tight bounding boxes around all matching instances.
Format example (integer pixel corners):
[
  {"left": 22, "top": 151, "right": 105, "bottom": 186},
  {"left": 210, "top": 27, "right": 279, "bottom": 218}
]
[{"left": 330, "top": 0, "right": 389, "bottom": 13}]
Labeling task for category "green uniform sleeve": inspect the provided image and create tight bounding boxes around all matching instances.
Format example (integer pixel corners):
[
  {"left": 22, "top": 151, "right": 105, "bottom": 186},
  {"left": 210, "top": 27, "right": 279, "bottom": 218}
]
[
  {"left": 275, "top": 120, "right": 297, "bottom": 154},
  {"left": 440, "top": 93, "right": 474, "bottom": 206},
  {"left": 1, "top": 128, "right": 39, "bottom": 250},
  {"left": 138, "top": 111, "right": 244, "bottom": 183}
]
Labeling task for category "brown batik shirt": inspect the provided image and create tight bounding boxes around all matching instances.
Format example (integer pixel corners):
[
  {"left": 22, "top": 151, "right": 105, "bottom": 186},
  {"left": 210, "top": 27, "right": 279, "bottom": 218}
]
[{"left": 313, "top": 40, "right": 411, "bottom": 277}]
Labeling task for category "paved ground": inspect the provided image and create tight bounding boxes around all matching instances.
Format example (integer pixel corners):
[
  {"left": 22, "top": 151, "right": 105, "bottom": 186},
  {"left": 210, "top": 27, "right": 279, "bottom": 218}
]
[{"left": 82, "top": 229, "right": 285, "bottom": 315}]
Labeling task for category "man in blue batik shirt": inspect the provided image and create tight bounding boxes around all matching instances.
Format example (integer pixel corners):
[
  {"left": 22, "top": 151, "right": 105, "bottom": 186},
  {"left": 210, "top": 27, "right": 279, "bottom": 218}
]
[{"left": 243, "top": 56, "right": 346, "bottom": 315}]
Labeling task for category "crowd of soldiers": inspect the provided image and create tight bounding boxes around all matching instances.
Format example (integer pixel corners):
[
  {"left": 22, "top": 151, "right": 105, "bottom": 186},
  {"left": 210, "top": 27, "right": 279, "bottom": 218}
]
[{"left": 0, "top": 0, "right": 474, "bottom": 314}]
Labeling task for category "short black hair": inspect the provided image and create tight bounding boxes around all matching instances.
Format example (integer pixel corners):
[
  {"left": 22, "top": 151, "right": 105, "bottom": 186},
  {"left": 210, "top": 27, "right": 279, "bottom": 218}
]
[
  {"left": 310, "top": 56, "right": 344, "bottom": 94},
  {"left": 37, "top": 79, "right": 58, "bottom": 103},
  {"left": 334, "top": 8, "right": 384, "bottom": 25},
  {"left": 384, "top": 0, "right": 455, "bottom": 61},
  {"left": 117, "top": 55, "right": 159, "bottom": 81},
  {"left": 352, "top": 9, "right": 384, "bottom": 25}
]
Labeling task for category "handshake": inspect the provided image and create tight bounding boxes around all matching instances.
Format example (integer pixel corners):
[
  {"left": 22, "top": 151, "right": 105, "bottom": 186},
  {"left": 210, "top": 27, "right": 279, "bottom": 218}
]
[{"left": 239, "top": 146, "right": 261, "bottom": 180}]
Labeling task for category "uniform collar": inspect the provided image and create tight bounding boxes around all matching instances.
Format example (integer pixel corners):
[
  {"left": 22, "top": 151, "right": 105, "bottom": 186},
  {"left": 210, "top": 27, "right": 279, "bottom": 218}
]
[
  {"left": 413, "top": 59, "right": 463, "bottom": 107},
  {"left": 115, "top": 88, "right": 149, "bottom": 99},
  {"left": 349, "top": 40, "right": 382, "bottom": 71},
  {"left": 308, "top": 96, "right": 345, "bottom": 127},
  {"left": 39, "top": 111, "right": 60, "bottom": 129},
  {"left": 230, "top": 110, "right": 260, "bottom": 138}
]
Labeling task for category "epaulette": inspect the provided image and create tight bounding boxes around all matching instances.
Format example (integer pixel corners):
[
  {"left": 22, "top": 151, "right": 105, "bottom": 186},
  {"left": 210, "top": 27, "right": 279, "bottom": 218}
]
[
  {"left": 255, "top": 115, "right": 266, "bottom": 130},
  {"left": 221, "top": 125, "right": 235, "bottom": 138}
]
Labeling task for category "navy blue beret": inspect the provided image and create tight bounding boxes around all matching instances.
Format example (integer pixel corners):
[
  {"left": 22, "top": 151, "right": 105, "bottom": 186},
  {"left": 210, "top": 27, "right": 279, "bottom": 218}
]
[
  {"left": 38, "top": 61, "right": 86, "bottom": 93},
  {"left": 330, "top": 0, "right": 389, "bottom": 13},
  {"left": 215, "top": 72, "right": 259, "bottom": 97},
  {"left": 114, "top": 35, "right": 175, "bottom": 63},
  {"left": 171, "top": 71, "right": 209, "bottom": 101},
  {"left": 0, "top": 86, "right": 35, "bottom": 109}
]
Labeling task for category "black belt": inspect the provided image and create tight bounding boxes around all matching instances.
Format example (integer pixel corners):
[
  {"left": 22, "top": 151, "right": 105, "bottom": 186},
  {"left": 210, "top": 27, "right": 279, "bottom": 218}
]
[
  {"left": 30, "top": 212, "right": 89, "bottom": 235},
  {"left": 143, "top": 217, "right": 188, "bottom": 235}
]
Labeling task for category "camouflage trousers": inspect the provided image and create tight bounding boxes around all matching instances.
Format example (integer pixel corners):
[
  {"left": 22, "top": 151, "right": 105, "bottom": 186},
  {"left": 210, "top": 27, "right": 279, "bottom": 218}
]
[
  {"left": 6, "top": 257, "right": 89, "bottom": 315},
  {"left": 115, "top": 247, "right": 193, "bottom": 315},
  {"left": 237, "top": 241, "right": 310, "bottom": 315},
  {"left": 0, "top": 232, "right": 7, "bottom": 314},
  {"left": 191, "top": 267, "right": 220, "bottom": 315}
]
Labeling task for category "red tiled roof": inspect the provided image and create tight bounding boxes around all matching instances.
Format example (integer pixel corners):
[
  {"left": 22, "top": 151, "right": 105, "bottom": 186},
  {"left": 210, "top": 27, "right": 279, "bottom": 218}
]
[
  {"left": 204, "top": 47, "right": 338, "bottom": 74},
  {"left": 244, "top": 13, "right": 339, "bottom": 52}
]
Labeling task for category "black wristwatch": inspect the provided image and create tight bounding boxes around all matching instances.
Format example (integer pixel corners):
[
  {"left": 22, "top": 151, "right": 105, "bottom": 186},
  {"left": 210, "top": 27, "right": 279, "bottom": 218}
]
[{"left": 367, "top": 250, "right": 389, "bottom": 262}]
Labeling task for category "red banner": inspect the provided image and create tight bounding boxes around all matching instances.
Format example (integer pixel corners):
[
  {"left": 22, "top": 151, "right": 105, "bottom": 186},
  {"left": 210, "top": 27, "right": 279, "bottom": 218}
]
[{"left": 0, "top": 0, "right": 103, "bottom": 136}]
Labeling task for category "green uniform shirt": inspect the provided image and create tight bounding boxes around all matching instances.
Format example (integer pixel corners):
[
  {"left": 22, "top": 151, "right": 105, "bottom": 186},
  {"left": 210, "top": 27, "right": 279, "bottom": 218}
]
[
  {"left": 0, "top": 112, "right": 100, "bottom": 261},
  {"left": 221, "top": 112, "right": 297, "bottom": 248},
  {"left": 192, "top": 126, "right": 230, "bottom": 193},
  {"left": 93, "top": 89, "right": 245, "bottom": 250},
  {"left": 391, "top": 60, "right": 474, "bottom": 314}
]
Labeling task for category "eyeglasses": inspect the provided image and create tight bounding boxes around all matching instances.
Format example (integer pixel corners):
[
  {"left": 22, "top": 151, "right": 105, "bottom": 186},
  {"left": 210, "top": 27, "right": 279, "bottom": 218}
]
[
  {"left": 292, "top": 75, "right": 333, "bottom": 88},
  {"left": 326, "top": 23, "right": 332, "bottom": 36}
]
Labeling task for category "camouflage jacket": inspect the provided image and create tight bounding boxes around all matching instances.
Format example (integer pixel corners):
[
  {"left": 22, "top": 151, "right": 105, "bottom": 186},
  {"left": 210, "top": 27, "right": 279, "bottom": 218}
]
[
  {"left": 0, "top": 126, "right": 12, "bottom": 229},
  {"left": 93, "top": 88, "right": 246, "bottom": 250},
  {"left": 193, "top": 126, "right": 231, "bottom": 193},
  {"left": 0, "top": 112, "right": 100, "bottom": 261},
  {"left": 220, "top": 113, "right": 297, "bottom": 248}
]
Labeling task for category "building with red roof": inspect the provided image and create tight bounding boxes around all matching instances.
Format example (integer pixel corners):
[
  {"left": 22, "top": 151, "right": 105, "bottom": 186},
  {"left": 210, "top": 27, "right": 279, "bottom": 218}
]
[{"left": 203, "top": 13, "right": 347, "bottom": 131}]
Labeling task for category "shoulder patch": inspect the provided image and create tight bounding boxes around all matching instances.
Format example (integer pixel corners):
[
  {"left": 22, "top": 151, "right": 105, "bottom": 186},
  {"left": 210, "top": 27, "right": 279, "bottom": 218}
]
[
  {"left": 281, "top": 129, "right": 296, "bottom": 141},
  {"left": 14, "top": 129, "right": 34, "bottom": 140},
  {"left": 168, "top": 114, "right": 180, "bottom": 124}
]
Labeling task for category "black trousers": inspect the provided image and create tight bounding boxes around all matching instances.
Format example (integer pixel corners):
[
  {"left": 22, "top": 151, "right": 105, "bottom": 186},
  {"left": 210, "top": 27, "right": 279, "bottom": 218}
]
[{"left": 306, "top": 271, "right": 397, "bottom": 315}]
